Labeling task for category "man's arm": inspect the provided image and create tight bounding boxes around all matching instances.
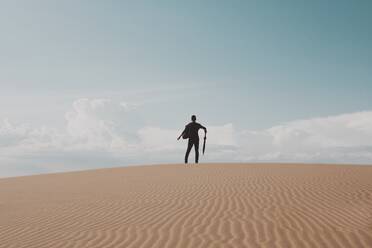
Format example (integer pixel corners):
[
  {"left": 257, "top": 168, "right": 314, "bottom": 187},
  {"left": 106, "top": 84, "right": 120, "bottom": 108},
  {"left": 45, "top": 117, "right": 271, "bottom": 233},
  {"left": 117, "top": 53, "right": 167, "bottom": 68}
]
[
  {"left": 177, "top": 127, "right": 186, "bottom": 140},
  {"left": 201, "top": 124, "right": 207, "bottom": 135}
]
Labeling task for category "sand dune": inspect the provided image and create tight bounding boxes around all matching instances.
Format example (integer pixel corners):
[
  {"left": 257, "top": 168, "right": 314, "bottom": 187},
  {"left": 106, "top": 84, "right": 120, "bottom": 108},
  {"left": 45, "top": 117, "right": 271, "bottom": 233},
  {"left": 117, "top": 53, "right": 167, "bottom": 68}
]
[{"left": 1, "top": 163, "right": 372, "bottom": 248}]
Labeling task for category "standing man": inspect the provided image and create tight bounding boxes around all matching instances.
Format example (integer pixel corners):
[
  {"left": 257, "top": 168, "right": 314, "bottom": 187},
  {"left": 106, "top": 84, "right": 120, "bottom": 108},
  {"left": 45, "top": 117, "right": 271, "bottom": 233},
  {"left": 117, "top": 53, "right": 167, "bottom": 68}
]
[{"left": 177, "top": 115, "right": 207, "bottom": 164}]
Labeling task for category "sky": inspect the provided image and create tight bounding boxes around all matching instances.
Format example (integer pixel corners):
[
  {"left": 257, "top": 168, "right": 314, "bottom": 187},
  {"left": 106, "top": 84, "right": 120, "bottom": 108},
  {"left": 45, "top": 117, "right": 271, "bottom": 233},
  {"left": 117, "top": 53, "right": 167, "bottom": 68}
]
[{"left": 1, "top": 0, "right": 372, "bottom": 177}]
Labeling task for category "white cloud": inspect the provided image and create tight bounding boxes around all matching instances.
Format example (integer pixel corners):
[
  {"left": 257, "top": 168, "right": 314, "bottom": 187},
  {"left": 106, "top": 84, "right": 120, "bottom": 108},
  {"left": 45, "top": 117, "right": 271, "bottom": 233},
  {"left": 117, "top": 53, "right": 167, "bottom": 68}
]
[
  {"left": 1, "top": 98, "right": 372, "bottom": 177},
  {"left": 138, "top": 127, "right": 181, "bottom": 151},
  {"left": 207, "top": 124, "right": 236, "bottom": 146},
  {"left": 236, "top": 111, "right": 372, "bottom": 162},
  {"left": 0, "top": 119, "right": 28, "bottom": 147},
  {"left": 64, "top": 98, "right": 127, "bottom": 150}
]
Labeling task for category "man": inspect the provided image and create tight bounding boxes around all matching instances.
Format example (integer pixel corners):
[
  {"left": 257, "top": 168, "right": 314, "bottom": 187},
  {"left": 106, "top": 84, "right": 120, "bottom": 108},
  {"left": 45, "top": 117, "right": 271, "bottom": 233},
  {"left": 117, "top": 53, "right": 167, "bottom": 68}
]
[{"left": 177, "top": 115, "right": 207, "bottom": 164}]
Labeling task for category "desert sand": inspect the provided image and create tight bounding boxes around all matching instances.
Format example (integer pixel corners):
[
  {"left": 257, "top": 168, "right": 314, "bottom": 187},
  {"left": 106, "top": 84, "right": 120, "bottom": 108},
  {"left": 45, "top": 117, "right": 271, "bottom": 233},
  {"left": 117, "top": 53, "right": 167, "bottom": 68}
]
[{"left": 0, "top": 163, "right": 372, "bottom": 248}]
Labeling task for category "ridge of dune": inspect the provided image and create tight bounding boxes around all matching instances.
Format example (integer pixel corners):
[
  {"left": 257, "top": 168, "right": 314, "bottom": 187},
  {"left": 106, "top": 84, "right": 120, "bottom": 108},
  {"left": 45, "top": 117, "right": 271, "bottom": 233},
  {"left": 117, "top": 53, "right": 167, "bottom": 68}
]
[{"left": 1, "top": 163, "right": 372, "bottom": 248}]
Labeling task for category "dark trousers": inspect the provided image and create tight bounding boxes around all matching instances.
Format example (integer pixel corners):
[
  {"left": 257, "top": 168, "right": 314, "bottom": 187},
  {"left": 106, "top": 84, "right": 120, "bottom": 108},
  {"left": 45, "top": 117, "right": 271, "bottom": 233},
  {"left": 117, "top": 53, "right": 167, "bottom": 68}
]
[{"left": 185, "top": 138, "right": 199, "bottom": 164}]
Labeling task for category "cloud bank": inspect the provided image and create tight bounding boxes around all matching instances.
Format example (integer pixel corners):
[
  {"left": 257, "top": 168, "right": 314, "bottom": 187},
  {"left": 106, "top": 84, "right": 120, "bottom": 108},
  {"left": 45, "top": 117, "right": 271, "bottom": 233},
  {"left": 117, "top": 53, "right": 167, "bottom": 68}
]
[{"left": 1, "top": 98, "right": 372, "bottom": 177}]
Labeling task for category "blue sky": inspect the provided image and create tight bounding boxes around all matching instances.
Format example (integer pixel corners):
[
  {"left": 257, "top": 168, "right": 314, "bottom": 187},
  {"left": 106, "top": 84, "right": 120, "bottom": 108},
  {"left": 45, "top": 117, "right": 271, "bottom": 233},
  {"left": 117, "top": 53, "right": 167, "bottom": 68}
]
[{"left": 1, "top": 1, "right": 372, "bottom": 177}]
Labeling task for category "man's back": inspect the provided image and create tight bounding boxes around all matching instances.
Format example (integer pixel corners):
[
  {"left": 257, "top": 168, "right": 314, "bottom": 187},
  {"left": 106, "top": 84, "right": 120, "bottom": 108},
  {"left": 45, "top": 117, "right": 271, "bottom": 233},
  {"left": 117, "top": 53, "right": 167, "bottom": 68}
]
[{"left": 185, "top": 122, "right": 203, "bottom": 140}]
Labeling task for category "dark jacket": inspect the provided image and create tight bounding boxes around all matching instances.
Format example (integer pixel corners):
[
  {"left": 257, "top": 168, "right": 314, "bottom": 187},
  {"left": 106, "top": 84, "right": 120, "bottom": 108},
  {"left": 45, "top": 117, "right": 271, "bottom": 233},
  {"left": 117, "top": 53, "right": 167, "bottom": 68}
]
[{"left": 182, "top": 122, "right": 207, "bottom": 140}]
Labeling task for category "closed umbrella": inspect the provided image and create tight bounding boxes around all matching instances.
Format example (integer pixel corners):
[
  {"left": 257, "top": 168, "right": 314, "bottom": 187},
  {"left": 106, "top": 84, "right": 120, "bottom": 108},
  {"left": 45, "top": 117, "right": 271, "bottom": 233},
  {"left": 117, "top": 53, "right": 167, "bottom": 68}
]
[{"left": 202, "top": 134, "right": 206, "bottom": 155}]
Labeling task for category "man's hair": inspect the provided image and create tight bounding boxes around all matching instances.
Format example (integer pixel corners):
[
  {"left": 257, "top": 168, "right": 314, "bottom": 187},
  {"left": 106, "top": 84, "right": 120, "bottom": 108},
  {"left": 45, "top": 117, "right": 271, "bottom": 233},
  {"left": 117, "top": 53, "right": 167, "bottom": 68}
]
[{"left": 191, "top": 115, "right": 196, "bottom": 121}]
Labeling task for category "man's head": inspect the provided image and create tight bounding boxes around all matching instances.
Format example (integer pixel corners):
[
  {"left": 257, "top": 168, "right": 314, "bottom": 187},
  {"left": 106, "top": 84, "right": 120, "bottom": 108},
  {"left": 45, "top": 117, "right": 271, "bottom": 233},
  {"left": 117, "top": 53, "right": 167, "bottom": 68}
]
[{"left": 191, "top": 115, "right": 196, "bottom": 122}]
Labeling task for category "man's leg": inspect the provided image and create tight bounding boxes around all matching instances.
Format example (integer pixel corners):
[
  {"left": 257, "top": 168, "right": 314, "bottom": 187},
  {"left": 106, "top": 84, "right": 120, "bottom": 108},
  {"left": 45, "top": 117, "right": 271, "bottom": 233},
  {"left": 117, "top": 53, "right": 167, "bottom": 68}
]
[
  {"left": 194, "top": 139, "right": 199, "bottom": 163},
  {"left": 184, "top": 139, "right": 193, "bottom": 164}
]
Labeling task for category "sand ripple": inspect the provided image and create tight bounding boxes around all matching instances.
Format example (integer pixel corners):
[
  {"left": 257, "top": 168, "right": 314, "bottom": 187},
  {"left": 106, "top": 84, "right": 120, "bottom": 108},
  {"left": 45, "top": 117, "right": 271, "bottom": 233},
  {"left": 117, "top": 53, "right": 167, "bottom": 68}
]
[{"left": 1, "top": 164, "right": 372, "bottom": 247}]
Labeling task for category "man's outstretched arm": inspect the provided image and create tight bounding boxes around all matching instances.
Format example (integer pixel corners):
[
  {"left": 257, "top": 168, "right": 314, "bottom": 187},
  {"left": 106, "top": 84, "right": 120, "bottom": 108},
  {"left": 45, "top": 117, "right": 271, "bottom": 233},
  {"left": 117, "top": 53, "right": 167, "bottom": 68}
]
[{"left": 177, "top": 128, "right": 186, "bottom": 140}]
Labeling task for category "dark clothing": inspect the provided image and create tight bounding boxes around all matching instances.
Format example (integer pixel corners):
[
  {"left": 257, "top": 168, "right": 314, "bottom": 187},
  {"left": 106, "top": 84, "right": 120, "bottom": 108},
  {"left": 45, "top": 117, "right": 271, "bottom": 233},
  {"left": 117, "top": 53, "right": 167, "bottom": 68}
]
[
  {"left": 182, "top": 122, "right": 206, "bottom": 140},
  {"left": 185, "top": 138, "right": 199, "bottom": 163},
  {"left": 182, "top": 122, "right": 206, "bottom": 164}
]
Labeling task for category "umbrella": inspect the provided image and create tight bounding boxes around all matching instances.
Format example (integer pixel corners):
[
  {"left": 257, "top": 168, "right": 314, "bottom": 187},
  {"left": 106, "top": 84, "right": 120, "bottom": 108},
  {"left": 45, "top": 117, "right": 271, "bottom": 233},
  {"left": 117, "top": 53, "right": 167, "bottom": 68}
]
[{"left": 202, "top": 134, "right": 206, "bottom": 155}]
